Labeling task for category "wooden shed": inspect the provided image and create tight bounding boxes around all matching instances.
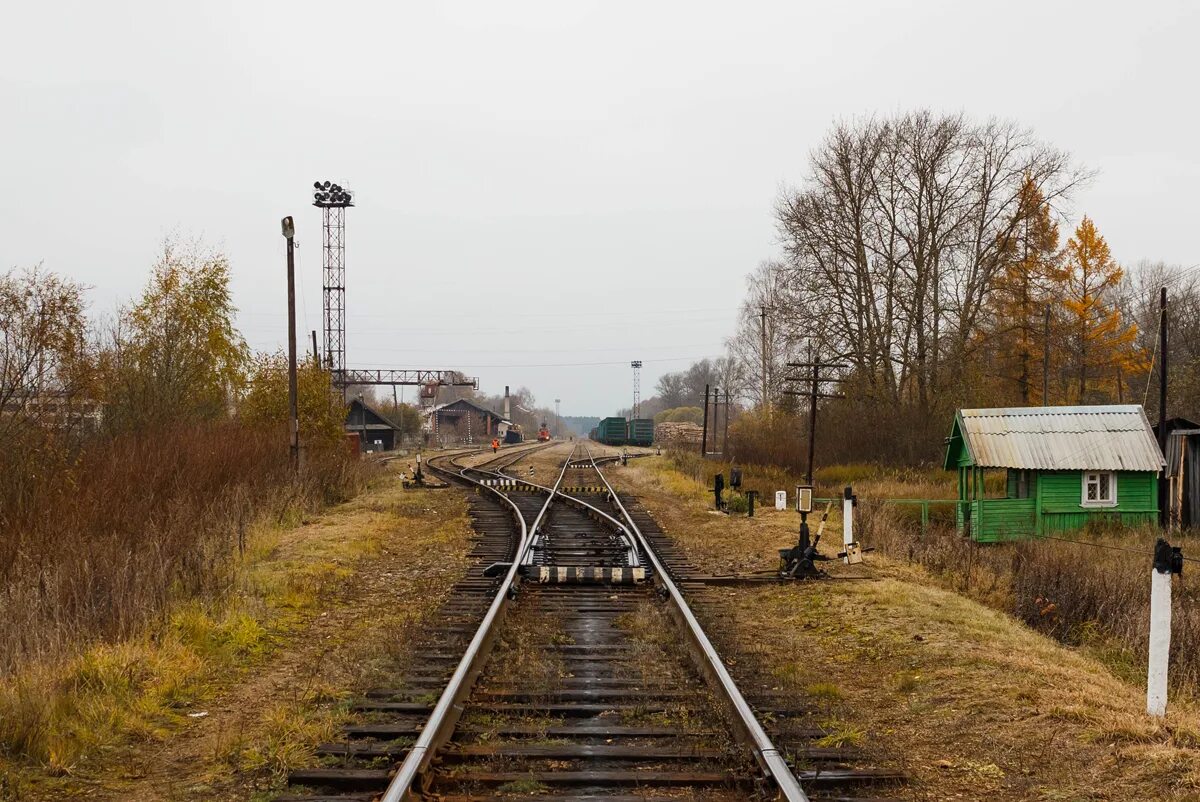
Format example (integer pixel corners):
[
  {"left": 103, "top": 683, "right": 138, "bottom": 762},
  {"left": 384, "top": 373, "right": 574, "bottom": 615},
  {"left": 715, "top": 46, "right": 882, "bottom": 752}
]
[
  {"left": 345, "top": 398, "right": 402, "bottom": 452},
  {"left": 943, "top": 405, "right": 1163, "bottom": 541},
  {"left": 1160, "top": 418, "right": 1200, "bottom": 528}
]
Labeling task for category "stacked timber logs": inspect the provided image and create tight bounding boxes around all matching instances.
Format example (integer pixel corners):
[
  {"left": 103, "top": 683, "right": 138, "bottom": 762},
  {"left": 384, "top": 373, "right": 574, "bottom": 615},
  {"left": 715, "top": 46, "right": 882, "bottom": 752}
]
[{"left": 654, "top": 421, "right": 703, "bottom": 450}]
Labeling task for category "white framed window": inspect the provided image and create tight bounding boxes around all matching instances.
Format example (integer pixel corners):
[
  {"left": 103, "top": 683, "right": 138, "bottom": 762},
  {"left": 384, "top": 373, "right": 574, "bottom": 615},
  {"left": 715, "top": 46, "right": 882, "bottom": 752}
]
[{"left": 1082, "top": 471, "right": 1117, "bottom": 507}]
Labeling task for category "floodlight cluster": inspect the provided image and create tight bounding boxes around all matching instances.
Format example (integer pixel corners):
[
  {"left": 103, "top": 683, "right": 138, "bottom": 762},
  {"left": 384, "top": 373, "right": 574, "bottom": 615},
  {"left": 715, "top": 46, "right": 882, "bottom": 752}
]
[{"left": 312, "top": 179, "right": 353, "bottom": 206}]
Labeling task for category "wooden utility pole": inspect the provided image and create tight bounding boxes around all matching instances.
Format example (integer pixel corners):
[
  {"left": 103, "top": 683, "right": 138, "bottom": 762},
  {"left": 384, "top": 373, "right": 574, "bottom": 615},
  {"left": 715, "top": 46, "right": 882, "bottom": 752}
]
[
  {"left": 1159, "top": 286, "right": 1169, "bottom": 528},
  {"left": 723, "top": 387, "right": 730, "bottom": 457},
  {"left": 311, "top": 330, "right": 319, "bottom": 366},
  {"left": 783, "top": 360, "right": 846, "bottom": 486},
  {"left": 282, "top": 216, "right": 299, "bottom": 471},
  {"left": 711, "top": 387, "right": 721, "bottom": 456},
  {"left": 700, "top": 382, "right": 709, "bottom": 456},
  {"left": 759, "top": 305, "right": 769, "bottom": 409}
]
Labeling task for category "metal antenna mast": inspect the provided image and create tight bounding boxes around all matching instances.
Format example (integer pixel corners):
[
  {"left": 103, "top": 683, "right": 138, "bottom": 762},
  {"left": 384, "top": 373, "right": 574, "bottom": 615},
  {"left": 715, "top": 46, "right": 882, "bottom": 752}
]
[
  {"left": 630, "top": 360, "right": 642, "bottom": 419},
  {"left": 313, "top": 180, "right": 353, "bottom": 390}
]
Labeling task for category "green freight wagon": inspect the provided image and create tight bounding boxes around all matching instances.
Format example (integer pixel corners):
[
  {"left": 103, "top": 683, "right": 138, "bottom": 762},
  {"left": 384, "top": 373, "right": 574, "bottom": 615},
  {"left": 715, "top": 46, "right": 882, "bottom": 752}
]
[
  {"left": 596, "top": 417, "right": 628, "bottom": 446},
  {"left": 943, "top": 405, "right": 1163, "bottom": 542},
  {"left": 627, "top": 418, "right": 654, "bottom": 447}
]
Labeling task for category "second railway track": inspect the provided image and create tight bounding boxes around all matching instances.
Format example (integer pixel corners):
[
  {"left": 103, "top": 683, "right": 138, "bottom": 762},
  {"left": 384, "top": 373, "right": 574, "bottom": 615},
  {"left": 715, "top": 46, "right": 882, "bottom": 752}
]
[{"left": 283, "top": 443, "right": 900, "bottom": 801}]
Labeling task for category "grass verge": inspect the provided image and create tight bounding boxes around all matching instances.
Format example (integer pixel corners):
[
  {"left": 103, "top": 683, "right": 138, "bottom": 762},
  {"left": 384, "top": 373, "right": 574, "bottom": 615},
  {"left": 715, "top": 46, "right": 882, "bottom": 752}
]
[
  {"left": 0, "top": 465, "right": 474, "bottom": 801},
  {"left": 606, "top": 453, "right": 1200, "bottom": 800}
]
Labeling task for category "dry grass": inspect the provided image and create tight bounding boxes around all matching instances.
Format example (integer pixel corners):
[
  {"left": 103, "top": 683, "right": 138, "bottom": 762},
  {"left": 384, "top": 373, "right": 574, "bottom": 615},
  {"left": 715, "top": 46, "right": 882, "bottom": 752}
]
[
  {"left": 868, "top": 513, "right": 1200, "bottom": 695},
  {"left": 724, "top": 577, "right": 1200, "bottom": 799},
  {"left": 0, "top": 422, "right": 367, "bottom": 672},
  {"left": 0, "top": 470, "right": 475, "bottom": 799},
  {"left": 608, "top": 454, "right": 1200, "bottom": 800},
  {"left": 664, "top": 449, "right": 957, "bottom": 504},
  {"left": 0, "top": 421, "right": 369, "bottom": 778}
]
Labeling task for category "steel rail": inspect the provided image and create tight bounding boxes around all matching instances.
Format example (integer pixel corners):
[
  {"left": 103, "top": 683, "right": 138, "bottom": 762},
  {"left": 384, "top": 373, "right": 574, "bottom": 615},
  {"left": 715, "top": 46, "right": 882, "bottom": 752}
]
[
  {"left": 495, "top": 466, "right": 641, "bottom": 568},
  {"left": 583, "top": 446, "right": 811, "bottom": 802},
  {"left": 380, "top": 444, "right": 577, "bottom": 802}
]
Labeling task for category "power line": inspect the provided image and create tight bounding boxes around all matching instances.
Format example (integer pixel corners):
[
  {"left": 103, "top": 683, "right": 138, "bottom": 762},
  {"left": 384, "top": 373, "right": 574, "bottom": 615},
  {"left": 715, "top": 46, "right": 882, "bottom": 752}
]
[
  {"left": 346, "top": 354, "right": 725, "bottom": 370},
  {"left": 1034, "top": 533, "right": 1200, "bottom": 565}
]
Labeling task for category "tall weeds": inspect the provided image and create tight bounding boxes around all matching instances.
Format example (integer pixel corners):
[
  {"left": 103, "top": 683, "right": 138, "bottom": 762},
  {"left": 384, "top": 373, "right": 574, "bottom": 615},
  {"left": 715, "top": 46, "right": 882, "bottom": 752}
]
[
  {"left": 0, "top": 421, "right": 364, "bottom": 672},
  {"left": 668, "top": 449, "right": 1200, "bottom": 693},
  {"left": 867, "top": 511, "right": 1200, "bottom": 692}
]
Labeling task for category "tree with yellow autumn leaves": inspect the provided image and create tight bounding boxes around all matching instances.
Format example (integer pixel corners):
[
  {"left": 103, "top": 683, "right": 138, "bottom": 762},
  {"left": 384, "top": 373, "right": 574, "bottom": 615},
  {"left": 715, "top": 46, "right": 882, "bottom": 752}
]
[
  {"left": 1059, "top": 216, "right": 1145, "bottom": 402},
  {"left": 980, "top": 178, "right": 1067, "bottom": 404},
  {"left": 978, "top": 198, "right": 1144, "bottom": 406}
]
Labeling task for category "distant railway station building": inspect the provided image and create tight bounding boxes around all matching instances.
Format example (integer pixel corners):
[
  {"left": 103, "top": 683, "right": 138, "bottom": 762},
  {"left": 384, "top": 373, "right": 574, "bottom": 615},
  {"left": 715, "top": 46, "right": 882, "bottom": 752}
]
[
  {"left": 944, "top": 405, "right": 1164, "bottom": 541},
  {"left": 427, "top": 399, "right": 514, "bottom": 445}
]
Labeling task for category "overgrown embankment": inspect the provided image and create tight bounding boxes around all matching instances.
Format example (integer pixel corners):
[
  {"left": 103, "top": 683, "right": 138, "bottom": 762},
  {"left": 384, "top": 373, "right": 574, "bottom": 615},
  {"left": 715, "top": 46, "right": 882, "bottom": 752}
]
[
  {"left": 0, "top": 423, "right": 369, "bottom": 777},
  {"left": 0, "top": 245, "right": 376, "bottom": 786},
  {"left": 608, "top": 452, "right": 1200, "bottom": 800},
  {"left": 0, "top": 463, "right": 474, "bottom": 801},
  {"left": 0, "top": 423, "right": 362, "bottom": 671},
  {"left": 661, "top": 449, "right": 1200, "bottom": 695}
]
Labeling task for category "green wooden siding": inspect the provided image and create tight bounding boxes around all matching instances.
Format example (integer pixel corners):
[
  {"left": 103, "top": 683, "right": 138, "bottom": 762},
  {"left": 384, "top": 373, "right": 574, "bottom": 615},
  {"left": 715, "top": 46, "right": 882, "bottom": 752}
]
[
  {"left": 1038, "top": 470, "right": 1157, "bottom": 534},
  {"left": 963, "top": 469, "right": 1158, "bottom": 541},
  {"left": 966, "top": 497, "right": 1036, "bottom": 542}
]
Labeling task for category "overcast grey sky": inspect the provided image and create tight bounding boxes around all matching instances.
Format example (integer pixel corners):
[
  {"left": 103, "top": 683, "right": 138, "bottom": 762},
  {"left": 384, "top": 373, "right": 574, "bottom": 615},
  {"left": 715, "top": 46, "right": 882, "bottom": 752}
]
[{"left": 3, "top": 1, "right": 1198, "bottom": 416}]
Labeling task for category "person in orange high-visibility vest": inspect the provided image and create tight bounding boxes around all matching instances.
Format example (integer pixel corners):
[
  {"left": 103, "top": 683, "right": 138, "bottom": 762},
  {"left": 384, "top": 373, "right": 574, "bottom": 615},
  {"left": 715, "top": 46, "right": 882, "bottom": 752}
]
[{"left": 492, "top": 438, "right": 499, "bottom": 453}]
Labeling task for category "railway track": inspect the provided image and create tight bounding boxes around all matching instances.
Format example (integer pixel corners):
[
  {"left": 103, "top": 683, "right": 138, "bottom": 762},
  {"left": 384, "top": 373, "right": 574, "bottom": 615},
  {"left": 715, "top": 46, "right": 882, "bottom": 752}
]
[{"left": 282, "top": 443, "right": 900, "bottom": 801}]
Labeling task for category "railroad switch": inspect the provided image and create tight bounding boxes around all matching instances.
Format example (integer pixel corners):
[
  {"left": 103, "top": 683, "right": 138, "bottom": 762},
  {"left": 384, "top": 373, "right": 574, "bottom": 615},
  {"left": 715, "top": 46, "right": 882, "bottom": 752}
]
[
  {"left": 780, "top": 493, "right": 832, "bottom": 579},
  {"left": 779, "top": 528, "right": 830, "bottom": 579}
]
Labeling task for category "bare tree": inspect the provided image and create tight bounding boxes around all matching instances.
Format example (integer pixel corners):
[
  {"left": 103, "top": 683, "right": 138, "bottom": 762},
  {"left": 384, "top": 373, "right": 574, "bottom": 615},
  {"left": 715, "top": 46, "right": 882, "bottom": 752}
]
[
  {"left": 775, "top": 111, "right": 1084, "bottom": 415},
  {"left": 725, "top": 260, "right": 805, "bottom": 407}
]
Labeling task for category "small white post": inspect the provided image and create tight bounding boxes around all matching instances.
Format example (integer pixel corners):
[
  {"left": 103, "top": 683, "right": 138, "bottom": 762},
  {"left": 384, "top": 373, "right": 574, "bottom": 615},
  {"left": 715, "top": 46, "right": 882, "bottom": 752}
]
[
  {"left": 775, "top": 490, "right": 787, "bottom": 511},
  {"left": 1147, "top": 538, "right": 1178, "bottom": 717},
  {"left": 842, "top": 485, "right": 862, "bottom": 564},
  {"left": 842, "top": 487, "right": 854, "bottom": 549}
]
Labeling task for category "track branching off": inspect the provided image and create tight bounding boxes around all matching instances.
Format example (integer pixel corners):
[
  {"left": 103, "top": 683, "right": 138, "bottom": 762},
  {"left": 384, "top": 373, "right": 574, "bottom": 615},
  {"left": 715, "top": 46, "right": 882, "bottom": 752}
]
[{"left": 280, "top": 442, "right": 900, "bottom": 801}]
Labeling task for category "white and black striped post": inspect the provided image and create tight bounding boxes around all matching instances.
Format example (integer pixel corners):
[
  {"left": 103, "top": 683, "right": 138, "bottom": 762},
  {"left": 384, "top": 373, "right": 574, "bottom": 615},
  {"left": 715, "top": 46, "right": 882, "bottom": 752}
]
[{"left": 1148, "top": 537, "right": 1182, "bottom": 718}]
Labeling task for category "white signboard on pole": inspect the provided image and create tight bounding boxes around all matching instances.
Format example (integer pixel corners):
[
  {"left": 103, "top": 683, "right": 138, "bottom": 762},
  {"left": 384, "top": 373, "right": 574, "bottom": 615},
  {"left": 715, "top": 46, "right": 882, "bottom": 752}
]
[{"left": 775, "top": 490, "right": 787, "bottom": 511}]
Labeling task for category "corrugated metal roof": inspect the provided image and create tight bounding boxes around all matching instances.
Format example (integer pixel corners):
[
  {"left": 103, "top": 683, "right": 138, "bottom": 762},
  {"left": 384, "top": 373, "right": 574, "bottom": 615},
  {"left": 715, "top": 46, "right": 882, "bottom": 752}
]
[{"left": 957, "top": 405, "right": 1164, "bottom": 471}]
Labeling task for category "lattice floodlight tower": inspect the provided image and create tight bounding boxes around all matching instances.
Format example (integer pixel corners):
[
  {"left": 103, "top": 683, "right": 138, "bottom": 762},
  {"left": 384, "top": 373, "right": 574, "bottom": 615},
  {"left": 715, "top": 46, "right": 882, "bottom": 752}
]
[
  {"left": 313, "top": 180, "right": 354, "bottom": 387},
  {"left": 631, "top": 360, "right": 642, "bottom": 419},
  {"left": 309, "top": 180, "right": 478, "bottom": 441}
]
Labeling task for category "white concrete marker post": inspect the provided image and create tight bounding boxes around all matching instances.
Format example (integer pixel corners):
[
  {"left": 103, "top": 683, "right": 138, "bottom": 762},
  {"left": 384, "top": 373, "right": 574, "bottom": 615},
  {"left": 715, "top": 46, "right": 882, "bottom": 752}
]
[
  {"left": 842, "top": 485, "right": 862, "bottom": 565},
  {"left": 1148, "top": 538, "right": 1181, "bottom": 718},
  {"left": 775, "top": 490, "right": 787, "bottom": 511},
  {"left": 842, "top": 488, "right": 853, "bottom": 548}
]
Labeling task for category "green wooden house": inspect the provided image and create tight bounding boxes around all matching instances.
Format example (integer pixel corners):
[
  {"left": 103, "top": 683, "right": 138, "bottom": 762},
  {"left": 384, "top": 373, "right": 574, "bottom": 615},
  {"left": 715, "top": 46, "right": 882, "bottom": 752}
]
[{"left": 944, "top": 405, "right": 1163, "bottom": 541}]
